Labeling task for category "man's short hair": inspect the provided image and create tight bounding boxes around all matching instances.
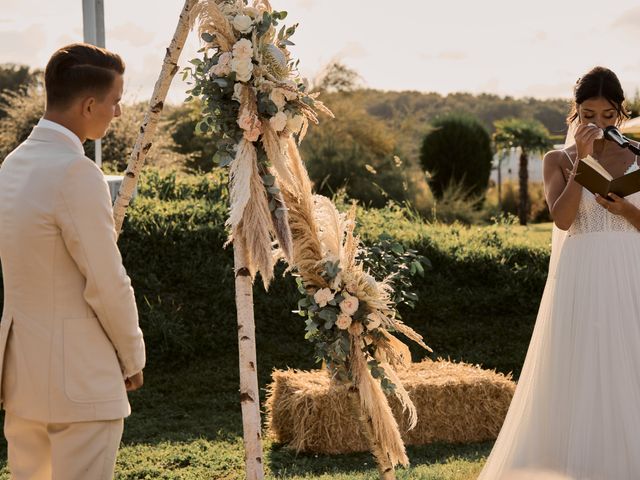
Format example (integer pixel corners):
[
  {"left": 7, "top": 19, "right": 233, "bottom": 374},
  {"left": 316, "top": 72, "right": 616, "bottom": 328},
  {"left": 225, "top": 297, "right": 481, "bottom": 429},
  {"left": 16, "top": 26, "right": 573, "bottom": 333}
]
[{"left": 45, "top": 43, "right": 125, "bottom": 110}]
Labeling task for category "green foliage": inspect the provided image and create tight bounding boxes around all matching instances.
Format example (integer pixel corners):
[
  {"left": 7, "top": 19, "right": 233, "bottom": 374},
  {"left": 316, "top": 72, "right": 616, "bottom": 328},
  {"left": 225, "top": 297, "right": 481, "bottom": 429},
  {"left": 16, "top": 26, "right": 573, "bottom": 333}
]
[
  {"left": 168, "top": 100, "right": 219, "bottom": 172},
  {"left": 359, "top": 234, "right": 429, "bottom": 310},
  {"left": 0, "top": 64, "right": 42, "bottom": 119},
  {"left": 85, "top": 101, "right": 184, "bottom": 171},
  {"left": 420, "top": 114, "right": 493, "bottom": 199},
  {"left": 493, "top": 117, "right": 551, "bottom": 154},
  {"left": 0, "top": 88, "right": 184, "bottom": 170},
  {"left": 302, "top": 98, "right": 408, "bottom": 207},
  {"left": 0, "top": 85, "right": 44, "bottom": 161},
  {"left": 493, "top": 117, "right": 551, "bottom": 225}
]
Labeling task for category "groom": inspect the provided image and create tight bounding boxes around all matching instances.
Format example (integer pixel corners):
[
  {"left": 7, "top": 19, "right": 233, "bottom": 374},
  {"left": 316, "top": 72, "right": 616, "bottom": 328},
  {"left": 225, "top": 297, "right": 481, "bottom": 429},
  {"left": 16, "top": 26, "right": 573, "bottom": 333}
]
[{"left": 0, "top": 43, "right": 145, "bottom": 479}]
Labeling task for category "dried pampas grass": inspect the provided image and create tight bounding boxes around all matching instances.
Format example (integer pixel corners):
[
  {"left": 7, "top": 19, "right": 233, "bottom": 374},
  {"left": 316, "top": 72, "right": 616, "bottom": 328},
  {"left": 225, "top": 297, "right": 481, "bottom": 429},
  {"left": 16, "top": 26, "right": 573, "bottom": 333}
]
[{"left": 191, "top": 0, "right": 236, "bottom": 52}]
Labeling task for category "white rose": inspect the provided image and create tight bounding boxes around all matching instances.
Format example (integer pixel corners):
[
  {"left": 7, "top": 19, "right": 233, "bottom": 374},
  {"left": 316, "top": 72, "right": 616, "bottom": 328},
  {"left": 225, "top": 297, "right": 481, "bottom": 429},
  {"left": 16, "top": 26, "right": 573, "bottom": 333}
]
[
  {"left": 286, "top": 114, "right": 304, "bottom": 133},
  {"left": 269, "top": 111, "right": 288, "bottom": 132},
  {"left": 340, "top": 293, "right": 359, "bottom": 316},
  {"left": 233, "top": 14, "right": 254, "bottom": 34},
  {"left": 232, "top": 38, "right": 254, "bottom": 60},
  {"left": 270, "top": 89, "right": 287, "bottom": 109},
  {"left": 210, "top": 52, "right": 232, "bottom": 77},
  {"left": 313, "top": 287, "right": 334, "bottom": 308},
  {"left": 336, "top": 313, "right": 352, "bottom": 330},
  {"left": 232, "top": 58, "right": 253, "bottom": 82},
  {"left": 366, "top": 312, "right": 381, "bottom": 331}
]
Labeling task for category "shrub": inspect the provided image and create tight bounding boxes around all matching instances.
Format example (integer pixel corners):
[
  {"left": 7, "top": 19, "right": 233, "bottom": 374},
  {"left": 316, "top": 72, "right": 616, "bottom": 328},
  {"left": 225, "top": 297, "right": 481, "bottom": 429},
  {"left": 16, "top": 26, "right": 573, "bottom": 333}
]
[
  {"left": 419, "top": 114, "right": 493, "bottom": 199},
  {"left": 0, "top": 169, "right": 551, "bottom": 376}
]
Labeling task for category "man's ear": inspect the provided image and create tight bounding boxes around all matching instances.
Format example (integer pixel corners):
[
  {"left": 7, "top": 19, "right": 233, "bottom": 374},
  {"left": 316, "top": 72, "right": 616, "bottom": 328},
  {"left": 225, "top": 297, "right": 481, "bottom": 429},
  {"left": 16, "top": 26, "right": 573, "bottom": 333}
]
[{"left": 80, "top": 96, "right": 96, "bottom": 119}]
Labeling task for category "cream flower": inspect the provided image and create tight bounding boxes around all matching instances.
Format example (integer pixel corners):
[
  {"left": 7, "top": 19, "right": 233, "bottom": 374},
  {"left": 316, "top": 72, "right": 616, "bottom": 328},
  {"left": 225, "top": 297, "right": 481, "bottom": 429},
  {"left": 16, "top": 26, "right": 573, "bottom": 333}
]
[
  {"left": 210, "top": 52, "right": 232, "bottom": 77},
  {"left": 243, "top": 6, "right": 260, "bottom": 18},
  {"left": 244, "top": 126, "right": 261, "bottom": 142},
  {"left": 286, "top": 113, "right": 304, "bottom": 133},
  {"left": 336, "top": 313, "right": 352, "bottom": 330},
  {"left": 231, "top": 58, "right": 253, "bottom": 82},
  {"left": 366, "top": 312, "right": 381, "bottom": 330},
  {"left": 313, "top": 288, "right": 334, "bottom": 307},
  {"left": 233, "top": 14, "right": 253, "bottom": 34},
  {"left": 345, "top": 280, "right": 359, "bottom": 295},
  {"left": 270, "top": 89, "right": 287, "bottom": 109},
  {"left": 232, "top": 82, "right": 243, "bottom": 102},
  {"left": 281, "top": 88, "right": 298, "bottom": 101},
  {"left": 340, "top": 293, "right": 359, "bottom": 316},
  {"left": 232, "top": 38, "right": 254, "bottom": 60},
  {"left": 269, "top": 111, "right": 288, "bottom": 132}
]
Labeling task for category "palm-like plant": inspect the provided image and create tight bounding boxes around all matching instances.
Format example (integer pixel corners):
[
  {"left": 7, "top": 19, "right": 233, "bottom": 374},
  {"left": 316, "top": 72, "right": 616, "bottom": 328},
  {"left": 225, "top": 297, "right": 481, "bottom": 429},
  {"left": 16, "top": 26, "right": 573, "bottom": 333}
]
[{"left": 493, "top": 118, "right": 551, "bottom": 225}]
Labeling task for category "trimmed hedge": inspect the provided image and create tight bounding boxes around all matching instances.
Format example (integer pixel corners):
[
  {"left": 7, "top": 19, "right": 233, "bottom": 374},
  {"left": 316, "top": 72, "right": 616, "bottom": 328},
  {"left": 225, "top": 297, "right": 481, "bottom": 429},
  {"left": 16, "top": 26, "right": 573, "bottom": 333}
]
[{"left": 0, "top": 170, "right": 551, "bottom": 377}]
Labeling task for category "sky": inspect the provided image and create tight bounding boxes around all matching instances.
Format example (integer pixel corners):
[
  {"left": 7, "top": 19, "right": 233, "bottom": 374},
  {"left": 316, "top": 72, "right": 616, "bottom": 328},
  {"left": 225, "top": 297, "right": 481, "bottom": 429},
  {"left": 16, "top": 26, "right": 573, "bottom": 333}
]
[{"left": 2, "top": 0, "right": 640, "bottom": 104}]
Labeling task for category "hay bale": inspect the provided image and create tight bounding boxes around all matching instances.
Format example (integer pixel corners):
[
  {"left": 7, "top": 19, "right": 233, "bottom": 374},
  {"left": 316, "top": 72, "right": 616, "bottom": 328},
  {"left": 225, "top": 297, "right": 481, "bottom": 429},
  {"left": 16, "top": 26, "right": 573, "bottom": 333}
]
[{"left": 265, "top": 359, "right": 515, "bottom": 454}]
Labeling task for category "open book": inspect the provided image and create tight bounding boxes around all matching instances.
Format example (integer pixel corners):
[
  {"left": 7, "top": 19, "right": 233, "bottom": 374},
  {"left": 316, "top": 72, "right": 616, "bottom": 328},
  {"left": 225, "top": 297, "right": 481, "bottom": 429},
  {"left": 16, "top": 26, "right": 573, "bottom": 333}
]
[{"left": 574, "top": 155, "right": 640, "bottom": 198}]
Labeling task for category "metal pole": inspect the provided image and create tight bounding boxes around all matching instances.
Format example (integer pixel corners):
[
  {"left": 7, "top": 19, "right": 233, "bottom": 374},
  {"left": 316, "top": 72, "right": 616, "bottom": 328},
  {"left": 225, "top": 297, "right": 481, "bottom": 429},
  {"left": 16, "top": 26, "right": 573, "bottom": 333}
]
[{"left": 82, "top": 0, "right": 105, "bottom": 167}]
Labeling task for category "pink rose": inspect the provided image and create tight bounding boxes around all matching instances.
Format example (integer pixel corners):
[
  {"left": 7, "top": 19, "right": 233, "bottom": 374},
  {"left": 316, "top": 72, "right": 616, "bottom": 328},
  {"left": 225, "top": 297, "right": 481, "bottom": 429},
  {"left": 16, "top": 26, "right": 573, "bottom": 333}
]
[
  {"left": 336, "top": 313, "right": 352, "bottom": 330},
  {"left": 339, "top": 293, "right": 359, "bottom": 316}
]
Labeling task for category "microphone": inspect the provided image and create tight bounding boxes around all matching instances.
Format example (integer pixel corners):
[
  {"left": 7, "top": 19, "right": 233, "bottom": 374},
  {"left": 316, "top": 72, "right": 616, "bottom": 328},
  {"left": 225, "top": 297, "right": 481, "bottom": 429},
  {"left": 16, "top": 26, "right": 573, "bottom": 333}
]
[{"left": 604, "top": 125, "right": 631, "bottom": 148}]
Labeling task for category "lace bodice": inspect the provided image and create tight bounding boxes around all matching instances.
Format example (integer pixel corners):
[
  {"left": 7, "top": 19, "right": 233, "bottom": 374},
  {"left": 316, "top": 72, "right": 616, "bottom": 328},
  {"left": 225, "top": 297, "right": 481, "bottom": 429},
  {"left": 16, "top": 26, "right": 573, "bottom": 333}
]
[{"left": 568, "top": 160, "right": 640, "bottom": 236}]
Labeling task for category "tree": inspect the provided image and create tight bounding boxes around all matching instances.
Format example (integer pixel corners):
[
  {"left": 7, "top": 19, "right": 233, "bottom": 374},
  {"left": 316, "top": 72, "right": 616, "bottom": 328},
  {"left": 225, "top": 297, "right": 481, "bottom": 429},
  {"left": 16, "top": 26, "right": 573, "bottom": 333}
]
[
  {"left": 313, "top": 60, "right": 363, "bottom": 92},
  {"left": 0, "top": 64, "right": 42, "bottom": 119},
  {"left": 419, "top": 114, "right": 493, "bottom": 199},
  {"left": 301, "top": 97, "right": 407, "bottom": 207},
  {"left": 493, "top": 118, "right": 551, "bottom": 225}
]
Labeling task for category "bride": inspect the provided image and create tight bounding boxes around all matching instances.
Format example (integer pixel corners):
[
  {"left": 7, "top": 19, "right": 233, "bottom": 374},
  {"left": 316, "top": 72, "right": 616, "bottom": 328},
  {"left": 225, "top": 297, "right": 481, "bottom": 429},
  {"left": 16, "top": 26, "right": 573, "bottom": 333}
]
[{"left": 478, "top": 66, "right": 640, "bottom": 480}]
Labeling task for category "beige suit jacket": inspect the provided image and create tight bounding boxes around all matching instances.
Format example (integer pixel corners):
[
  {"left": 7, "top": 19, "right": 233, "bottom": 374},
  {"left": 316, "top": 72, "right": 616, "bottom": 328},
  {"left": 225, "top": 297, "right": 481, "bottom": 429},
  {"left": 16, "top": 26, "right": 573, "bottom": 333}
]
[{"left": 0, "top": 126, "right": 145, "bottom": 423}]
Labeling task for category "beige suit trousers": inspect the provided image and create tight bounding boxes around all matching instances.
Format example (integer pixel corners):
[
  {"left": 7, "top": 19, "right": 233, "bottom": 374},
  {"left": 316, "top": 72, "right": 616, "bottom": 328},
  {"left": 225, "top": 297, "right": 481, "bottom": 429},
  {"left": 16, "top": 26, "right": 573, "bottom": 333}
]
[{"left": 4, "top": 412, "right": 123, "bottom": 480}]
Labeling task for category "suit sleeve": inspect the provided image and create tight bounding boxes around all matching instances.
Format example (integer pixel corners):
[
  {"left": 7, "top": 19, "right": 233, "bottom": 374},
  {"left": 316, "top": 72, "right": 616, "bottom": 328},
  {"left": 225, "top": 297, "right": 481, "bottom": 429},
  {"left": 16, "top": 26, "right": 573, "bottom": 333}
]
[{"left": 56, "top": 156, "right": 145, "bottom": 378}]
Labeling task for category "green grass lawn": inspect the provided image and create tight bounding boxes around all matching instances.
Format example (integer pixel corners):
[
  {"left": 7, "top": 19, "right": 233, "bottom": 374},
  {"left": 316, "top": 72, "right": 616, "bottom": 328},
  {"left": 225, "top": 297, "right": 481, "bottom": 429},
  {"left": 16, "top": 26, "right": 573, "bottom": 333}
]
[{"left": 0, "top": 359, "right": 492, "bottom": 479}]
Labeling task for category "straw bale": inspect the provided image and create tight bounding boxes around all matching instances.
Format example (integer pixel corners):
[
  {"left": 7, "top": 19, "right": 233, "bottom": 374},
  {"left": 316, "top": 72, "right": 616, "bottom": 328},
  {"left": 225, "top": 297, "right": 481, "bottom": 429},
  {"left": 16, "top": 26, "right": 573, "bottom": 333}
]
[{"left": 265, "top": 359, "right": 515, "bottom": 454}]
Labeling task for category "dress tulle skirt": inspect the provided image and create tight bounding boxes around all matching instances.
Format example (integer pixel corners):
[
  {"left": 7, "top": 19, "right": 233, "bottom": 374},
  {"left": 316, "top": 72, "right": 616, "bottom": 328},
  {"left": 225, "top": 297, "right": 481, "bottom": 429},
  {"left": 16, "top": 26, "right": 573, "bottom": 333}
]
[{"left": 478, "top": 231, "right": 640, "bottom": 480}]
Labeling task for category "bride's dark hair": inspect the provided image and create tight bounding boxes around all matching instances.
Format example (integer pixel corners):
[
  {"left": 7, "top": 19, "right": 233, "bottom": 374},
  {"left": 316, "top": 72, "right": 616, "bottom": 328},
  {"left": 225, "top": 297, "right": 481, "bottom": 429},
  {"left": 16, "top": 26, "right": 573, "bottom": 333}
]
[{"left": 567, "top": 66, "right": 630, "bottom": 126}]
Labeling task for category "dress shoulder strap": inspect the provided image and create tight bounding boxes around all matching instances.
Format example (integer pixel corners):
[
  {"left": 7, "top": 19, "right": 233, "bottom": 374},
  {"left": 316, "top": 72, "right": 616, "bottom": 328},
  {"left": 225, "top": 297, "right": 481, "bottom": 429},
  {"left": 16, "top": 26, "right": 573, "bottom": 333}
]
[{"left": 561, "top": 148, "right": 575, "bottom": 165}]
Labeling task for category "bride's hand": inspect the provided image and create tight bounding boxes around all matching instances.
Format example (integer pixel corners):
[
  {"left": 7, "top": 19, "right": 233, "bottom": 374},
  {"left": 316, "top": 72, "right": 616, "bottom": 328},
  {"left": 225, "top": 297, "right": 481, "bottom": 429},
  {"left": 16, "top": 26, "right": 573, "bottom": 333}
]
[
  {"left": 574, "top": 123, "right": 603, "bottom": 159},
  {"left": 595, "top": 192, "right": 629, "bottom": 216}
]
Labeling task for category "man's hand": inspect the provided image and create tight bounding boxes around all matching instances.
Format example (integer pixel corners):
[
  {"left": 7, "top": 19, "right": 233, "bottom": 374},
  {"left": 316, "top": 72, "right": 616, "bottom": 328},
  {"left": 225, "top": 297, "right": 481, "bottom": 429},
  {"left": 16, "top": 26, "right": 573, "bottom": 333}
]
[{"left": 125, "top": 371, "right": 144, "bottom": 392}]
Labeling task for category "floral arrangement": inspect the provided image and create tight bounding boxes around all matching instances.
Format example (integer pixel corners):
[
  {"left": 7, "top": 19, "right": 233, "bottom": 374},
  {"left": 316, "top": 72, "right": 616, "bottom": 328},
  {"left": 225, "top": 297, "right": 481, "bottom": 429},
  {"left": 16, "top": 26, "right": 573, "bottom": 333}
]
[
  {"left": 297, "top": 217, "right": 430, "bottom": 394},
  {"left": 187, "top": 0, "right": 332, "bottom": 288},
  {"left": 188, "top": 0, "right": 430, "bottom": 471}
]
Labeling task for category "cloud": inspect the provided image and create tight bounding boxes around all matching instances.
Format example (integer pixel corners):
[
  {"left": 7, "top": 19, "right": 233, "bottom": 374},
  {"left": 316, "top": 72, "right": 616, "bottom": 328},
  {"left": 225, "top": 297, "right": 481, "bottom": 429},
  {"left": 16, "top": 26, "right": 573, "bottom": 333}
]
[
  {"left": 437, "top": 51, "right": 467, "bottom": 61},
  {"left": 295, "top": 0, "right": 315, "bottom": 9},
  {"left": 0, "top": 24, "right": 47, "bottom": 66},
  {"left": 419, "top": 50, "right": 467, "bottom": 61},
  {"left": 612, "top": 6, "right": 640, "bottom": 31},
  {"left": 107, "top": 23, "right": 155, "bottom": 47},
  {"left": 336, "top": 41, "right": 368, "bottom": 59}
]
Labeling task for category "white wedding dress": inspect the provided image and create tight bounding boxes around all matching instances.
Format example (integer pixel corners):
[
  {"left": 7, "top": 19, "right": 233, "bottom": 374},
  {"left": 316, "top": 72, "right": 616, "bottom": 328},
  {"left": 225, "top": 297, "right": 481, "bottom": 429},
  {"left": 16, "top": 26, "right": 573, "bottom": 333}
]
[{"left": 478, "top": 151, "right": 640, "bottom": 480}]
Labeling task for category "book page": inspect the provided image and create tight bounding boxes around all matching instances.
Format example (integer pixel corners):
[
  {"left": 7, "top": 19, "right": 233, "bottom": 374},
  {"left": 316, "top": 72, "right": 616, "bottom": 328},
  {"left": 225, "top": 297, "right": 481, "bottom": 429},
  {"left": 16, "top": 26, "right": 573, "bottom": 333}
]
[{"left": 581, "top": 155, "right": 613, "bottom": 181}]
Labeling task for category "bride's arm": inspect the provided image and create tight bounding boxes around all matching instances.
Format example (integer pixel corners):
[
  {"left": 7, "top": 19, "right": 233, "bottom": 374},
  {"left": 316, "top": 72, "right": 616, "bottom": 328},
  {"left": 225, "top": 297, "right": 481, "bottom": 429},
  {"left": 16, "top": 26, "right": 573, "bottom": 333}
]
[
  {"left": 543, "top": 150, "right": 583, "bottom": 230},
  {"left": 596, "top": 192, "right": 640, "bottom": 231},
  {"left": 545, "top": 123, "right": 603, "bottom": 230}
]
